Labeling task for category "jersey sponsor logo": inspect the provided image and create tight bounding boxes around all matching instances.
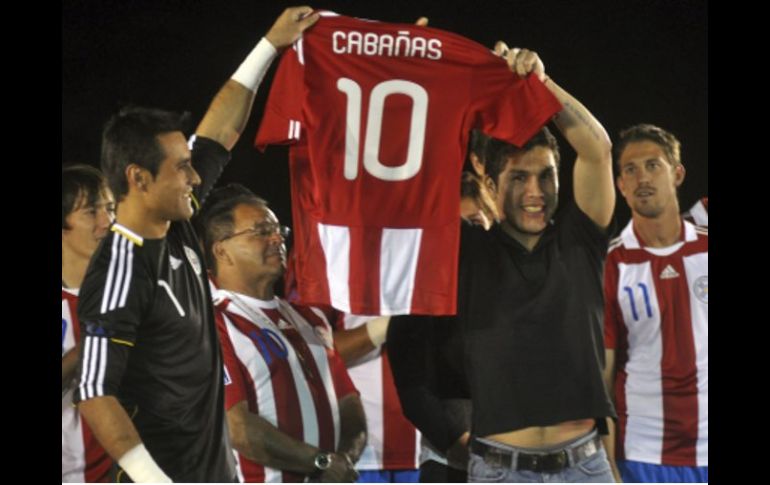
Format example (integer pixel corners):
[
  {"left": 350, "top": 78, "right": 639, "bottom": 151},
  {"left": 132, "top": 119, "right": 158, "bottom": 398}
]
[
  {"left": 183, "top": 245, "right": 202, "bottom": 276},
  {"left": 659, "top": 264, "right": 680, "bottom": 279},
  {"left": 694, "top": 275, "right": 708, "bottom": 304},
  {"left": 169, "top": 255, "right": 183, "bottom": 270},
  {"left": 247, "top": 327, "right": 289, "bottom": 365}
]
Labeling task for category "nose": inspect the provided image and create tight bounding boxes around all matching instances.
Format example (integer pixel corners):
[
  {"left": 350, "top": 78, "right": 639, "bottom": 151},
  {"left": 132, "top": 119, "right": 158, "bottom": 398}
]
[
  {"left": 188, "top": 166, "right": 202, "bottom": 187},
  {"left": 96, "top": 207, "right": 113, "bottom": 230},
  {"left": 524, "top": 174, "right": 544, "bottom": 198}
]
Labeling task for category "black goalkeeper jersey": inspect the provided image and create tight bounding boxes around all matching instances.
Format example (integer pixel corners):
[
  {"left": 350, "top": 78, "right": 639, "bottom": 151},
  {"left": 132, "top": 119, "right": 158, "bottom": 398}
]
[{"left": 75, "top": 136, "right": 235, "bottom": 482}]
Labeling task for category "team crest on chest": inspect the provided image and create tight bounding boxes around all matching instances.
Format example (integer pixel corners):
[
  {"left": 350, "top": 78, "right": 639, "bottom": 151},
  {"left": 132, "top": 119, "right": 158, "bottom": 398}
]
[
  {"left": 693, "top": 275, "right": 708, "bottom": 304},
  {"left": 183, "top": 245, "right": 202, "bottom": 276}
]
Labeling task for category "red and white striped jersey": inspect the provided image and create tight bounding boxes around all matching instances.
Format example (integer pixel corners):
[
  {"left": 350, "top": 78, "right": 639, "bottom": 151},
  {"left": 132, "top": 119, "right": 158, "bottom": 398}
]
[
  {"left": 61, "top": 288, "right": 112, "bottom": 482},
  {"left": 214, "top": 290, "right": 358, "bottom": 482},
  {"left": 255, "top": 13, "right": 561, "bottom": 316},
  {"left": 604, "top": 220, "right": 708, "bottom": 467},
  {"left": 336, "top": 314, "right": 420, "bottom": 470}
]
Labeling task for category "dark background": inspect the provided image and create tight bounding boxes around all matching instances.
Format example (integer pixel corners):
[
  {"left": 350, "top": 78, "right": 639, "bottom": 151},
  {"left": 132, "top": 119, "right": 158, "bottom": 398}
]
[{"left": 62, "top": 0, "right": 707, "bottom": 229}]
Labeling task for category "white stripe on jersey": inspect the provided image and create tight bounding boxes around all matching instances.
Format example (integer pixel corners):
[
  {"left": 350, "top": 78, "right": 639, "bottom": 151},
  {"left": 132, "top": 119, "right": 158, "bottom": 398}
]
[
  {"left": 281, "top": 301, "right": 341, "bottom": 445},
  {"left": 101, "top": 235, "right": 135, "bottom": 313},
  {"left": 158, "top": 280, "right": 186, "bottom": 317},
  {"left": 379, "top": 228, "right": 422, "bottom": 314},
  {"left": 318, "top": 223, "right": 352, "bottom": 313},
  {"left": 617, "top": 261, "right": 665, "bottom": 463}
]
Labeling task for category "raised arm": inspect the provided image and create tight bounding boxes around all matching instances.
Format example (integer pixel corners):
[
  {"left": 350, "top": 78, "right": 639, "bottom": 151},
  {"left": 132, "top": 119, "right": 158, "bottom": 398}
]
[
  {"left": 195, "top": 6, "right": 319, "bottom": 150},
  {"left": 496, "top": 43, "right": 615, "bottom": 229}
]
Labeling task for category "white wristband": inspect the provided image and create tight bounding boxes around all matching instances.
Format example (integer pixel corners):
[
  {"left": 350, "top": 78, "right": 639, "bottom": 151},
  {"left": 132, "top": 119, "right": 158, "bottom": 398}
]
[
  {"left": 365, "top": 316, "right": 390, "bottom": 348},
  {"left": 118, "top": 443, "right": 173, "bottom": 483},
  {"left": 231, "top": 37, "right": 278, "bottom": 93}
]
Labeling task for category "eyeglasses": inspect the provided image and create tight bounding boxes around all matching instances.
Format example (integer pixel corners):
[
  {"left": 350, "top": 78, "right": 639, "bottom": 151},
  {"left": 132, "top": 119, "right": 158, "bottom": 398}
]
[{"left": 220, "top": 222, "right": 291, "bottom": 242}]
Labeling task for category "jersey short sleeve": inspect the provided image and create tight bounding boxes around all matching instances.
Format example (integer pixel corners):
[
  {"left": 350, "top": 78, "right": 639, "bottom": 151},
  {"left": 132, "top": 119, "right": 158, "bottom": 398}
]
[{"left": 74, "top": 231, "right": 155, "bottom": 403}]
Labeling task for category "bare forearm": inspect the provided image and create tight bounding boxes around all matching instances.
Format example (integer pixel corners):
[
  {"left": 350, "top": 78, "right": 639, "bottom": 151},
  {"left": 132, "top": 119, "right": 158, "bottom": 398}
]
[
  {"left": 334, "top": 326, "right": 377, "bottom": 365},
  {"left": 228, "top": 402, "right": 318, "bottom": 474},
  {"left": 196, "top": 80, "right": 256, "bottom": 151},
  {"left": 336, "top": 395, "right": 367, "bottom": 462},
  {"left": 62, "top": 347, "right": 79, "bottom": 391},
  {"left": 546, "top": 79, "right": 612, "bottom": 165},
  {"left": 78, "top": 396, "right": 143, "bottom": 461}
]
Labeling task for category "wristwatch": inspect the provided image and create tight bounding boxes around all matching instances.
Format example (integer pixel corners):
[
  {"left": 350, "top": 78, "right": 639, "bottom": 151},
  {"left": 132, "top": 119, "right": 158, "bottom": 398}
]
[{"left": 313, "top": 452, "right": 332, "bottom": 474}]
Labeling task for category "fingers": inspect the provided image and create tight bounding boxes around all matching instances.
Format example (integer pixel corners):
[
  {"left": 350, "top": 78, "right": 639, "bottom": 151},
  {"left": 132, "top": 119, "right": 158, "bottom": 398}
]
[
  {"left": 493, "top": 40, "right": 509, "bottom": 56},
  {"left": 298, "top": 11, "right": 320, "bottom": 30},
  {"left": 415, "top": 16, "right": 429, "bottom": 27}
]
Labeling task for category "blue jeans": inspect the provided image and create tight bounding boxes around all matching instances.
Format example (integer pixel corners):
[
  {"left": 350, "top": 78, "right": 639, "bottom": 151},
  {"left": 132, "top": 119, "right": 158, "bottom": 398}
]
[{"left": 468, "top": 431, "right": 616, "bottom": 483}]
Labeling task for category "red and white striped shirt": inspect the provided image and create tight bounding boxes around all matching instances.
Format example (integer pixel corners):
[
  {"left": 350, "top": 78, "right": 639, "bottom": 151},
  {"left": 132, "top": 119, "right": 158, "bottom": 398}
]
[
  {"left": 214, "top": 290, "right": 358, "bottom": 482},
  {"left": 604, "top": 220, "right": 708, "bottom": 467},
  {"left": 62, "top": 288, "right": 112, "bottom": 482},
  {"left": 336, "top": 314, "right": 420, "bottom": 471}
]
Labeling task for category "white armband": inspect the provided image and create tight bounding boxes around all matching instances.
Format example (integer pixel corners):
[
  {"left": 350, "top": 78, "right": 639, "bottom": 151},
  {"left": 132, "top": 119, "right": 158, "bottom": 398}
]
[
  {"left": 231, "top": 37, "right": 278, "bottom": 92},
  {"left": 365, "top": 316, "right": 390, "bottom": 348},
  {"left": 118, "top": 443, "right": 173, "bottom": 483}
]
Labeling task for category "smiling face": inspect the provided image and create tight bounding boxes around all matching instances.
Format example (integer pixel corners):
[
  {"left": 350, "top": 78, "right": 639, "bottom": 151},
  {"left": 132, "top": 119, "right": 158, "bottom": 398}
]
[
  {"left": 617, "top": 140, "right": 684, "bottom": 219},
  {"left": 217, "top": 203, "right": 287, "bottom": 285},
  {"left": 62, "top": 187, "right": 116, "bottom": 260},
  {"left": 145, "top": 131, "right": 201, "bottom": 222},
  {"left": 494, "top": 145, "right": 559, "bottom": 247}
]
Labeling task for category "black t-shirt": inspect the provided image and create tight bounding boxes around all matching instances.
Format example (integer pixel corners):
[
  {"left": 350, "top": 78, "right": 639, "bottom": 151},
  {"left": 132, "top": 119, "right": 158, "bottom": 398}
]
[
  {"left": 459, "top": 202, "right": 616, "bottom": 438},
  {"left": 75, "top": 136, "right": 235, "bottom": 482}
]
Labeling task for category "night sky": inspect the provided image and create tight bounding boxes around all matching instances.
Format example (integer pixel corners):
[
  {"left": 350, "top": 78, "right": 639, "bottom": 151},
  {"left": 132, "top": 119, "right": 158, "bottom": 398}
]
[{"left": 62, "top": 0, "right": 707, "bottom": 228}]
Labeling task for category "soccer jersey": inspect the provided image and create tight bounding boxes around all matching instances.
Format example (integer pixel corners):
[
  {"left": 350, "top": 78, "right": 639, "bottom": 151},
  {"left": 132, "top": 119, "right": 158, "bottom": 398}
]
[
  {"left": 214, "top": 291, "right": 358, "bottom": 482},
  {"left": 604, "top": 220, "right": 708, "bottom": 467},
  {"left": 256, "top": 13, "right": 561, "bottom": 315},
  {"left": 74, "top": 137, "right": 235, "bottom": 482},
  {"left": 62, "top": 288, "right": 112, "bottom": 483},
  {"left": 335, "top": 314, "right": 420, "bottom": 471}
]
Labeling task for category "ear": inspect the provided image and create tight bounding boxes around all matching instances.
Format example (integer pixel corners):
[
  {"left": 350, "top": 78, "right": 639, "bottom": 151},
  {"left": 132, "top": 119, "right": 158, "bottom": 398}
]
[
  {"left": 126, "top": 165, "right": 147, "bottom": 192},
  {"left": 673, "top": 164, "right": 686, "bottom": 188},
  {"left": 470, "top": 153, "right": 485, "bottom": 177},
  {"left": 212, "top": 241, "right": 232, "bottom": 268},
  {"left": 616, "top": 175, "right": 627, "bottom": 198}
]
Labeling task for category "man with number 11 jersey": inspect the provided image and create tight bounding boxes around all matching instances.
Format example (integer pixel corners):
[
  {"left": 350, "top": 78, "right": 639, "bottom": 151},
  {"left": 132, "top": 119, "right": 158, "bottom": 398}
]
[{"left": 256, "top": 12, "right": 561, "bottom": 316}]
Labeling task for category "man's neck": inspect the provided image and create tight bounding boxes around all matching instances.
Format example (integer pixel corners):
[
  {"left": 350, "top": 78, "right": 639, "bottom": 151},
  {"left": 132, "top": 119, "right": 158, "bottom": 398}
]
[
  {"left": 220, "top": 275, "right": 276, "bottom": 302},
  {"left": 61, "top": 250, "right": 89, "bottom": 289},
  {"left": 116, "top": 199, "right": 170, "bottom": 239},
  {"left": 500, "top": 221, "right": 542, "bottom": 252},
  {"left": 632, "top": 208, "right": 682, "bottom": 248}
]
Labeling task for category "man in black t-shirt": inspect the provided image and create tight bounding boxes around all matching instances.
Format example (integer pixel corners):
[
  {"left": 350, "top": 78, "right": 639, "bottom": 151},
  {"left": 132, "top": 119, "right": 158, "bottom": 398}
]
[
  {"left": 459, "top": 45, "right": 618, "bottom": 482},
  {"left": 73, "top": 8, "right": 320, "bottom": 482}
]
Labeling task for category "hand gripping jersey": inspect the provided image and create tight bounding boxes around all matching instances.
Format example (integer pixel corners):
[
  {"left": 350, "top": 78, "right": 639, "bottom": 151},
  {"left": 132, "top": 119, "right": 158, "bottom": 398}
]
[
  {"left": 256, "top": 13, "right": 561, "bottom": 315},
  {"left": 604, "top": 220, "right": 708, "bottom": 467}
]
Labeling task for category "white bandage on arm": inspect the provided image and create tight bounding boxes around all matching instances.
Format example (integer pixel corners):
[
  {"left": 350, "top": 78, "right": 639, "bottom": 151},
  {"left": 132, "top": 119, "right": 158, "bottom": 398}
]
[
  {"left": 230, "top": 37, "right": 278, "bottom": 92},
  {"left": 118, "top": 443, "right": 173, "bottom": 483},
  {"left": 365, "top": 316, "right": 391, "bottom": 348}
]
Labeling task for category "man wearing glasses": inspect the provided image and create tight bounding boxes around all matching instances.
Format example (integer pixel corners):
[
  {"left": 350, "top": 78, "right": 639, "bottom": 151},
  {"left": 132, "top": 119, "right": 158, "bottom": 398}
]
[{"left": 197, "top": 183, "right": 367, "bottom": 483}]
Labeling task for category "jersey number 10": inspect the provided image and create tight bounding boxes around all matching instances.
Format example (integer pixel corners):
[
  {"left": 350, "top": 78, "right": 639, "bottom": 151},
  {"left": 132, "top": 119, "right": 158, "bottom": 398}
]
[{"left": 337, "top": 78, "right": 428, "bottom": 182}]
